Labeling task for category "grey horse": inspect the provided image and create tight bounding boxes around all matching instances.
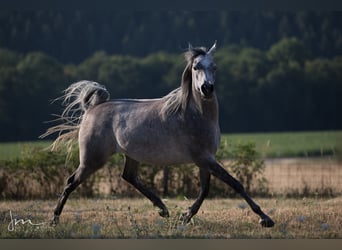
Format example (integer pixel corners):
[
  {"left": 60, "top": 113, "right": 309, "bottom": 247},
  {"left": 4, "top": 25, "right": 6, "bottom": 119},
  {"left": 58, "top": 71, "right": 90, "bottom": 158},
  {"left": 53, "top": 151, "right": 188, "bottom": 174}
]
[{"left": 41, "top": 42, "right": 274, "bottom": 227}]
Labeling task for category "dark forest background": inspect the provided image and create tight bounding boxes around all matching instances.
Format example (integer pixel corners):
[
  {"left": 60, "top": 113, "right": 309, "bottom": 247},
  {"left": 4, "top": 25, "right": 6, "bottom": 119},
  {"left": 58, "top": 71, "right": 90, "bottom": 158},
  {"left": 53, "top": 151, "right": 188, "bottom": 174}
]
[{"left": 0, "top": 11, "right": 341, "bottom": 141}]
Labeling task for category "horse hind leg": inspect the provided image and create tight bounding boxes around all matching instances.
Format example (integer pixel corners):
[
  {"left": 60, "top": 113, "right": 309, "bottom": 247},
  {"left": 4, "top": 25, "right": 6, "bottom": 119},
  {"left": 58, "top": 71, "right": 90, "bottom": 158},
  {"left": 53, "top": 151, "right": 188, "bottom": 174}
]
[
  {"left": 122, "top": 155, "right": 169, "bottom": 218},
  {"left": 52, "top": 163, "right": 105, "bottom": 224},
  {"left": 51, "top": 164, "right": 96, "bottom": 225},
  {"left": 51, "top": 144, "right": 111, "bottom": 225}
]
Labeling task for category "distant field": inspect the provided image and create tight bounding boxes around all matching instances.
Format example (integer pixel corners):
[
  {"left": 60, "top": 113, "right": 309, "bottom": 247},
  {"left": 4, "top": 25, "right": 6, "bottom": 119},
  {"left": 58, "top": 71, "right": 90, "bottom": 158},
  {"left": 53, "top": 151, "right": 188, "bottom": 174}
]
[
  {"left": 0, "top": 130, "right": 341, "bottom": 161},
  {"left": 0, "top": 141, "right": 51, "bottom": 161},
  {"left": 222, "top": 130, "right": 342, "bottom": 158}
]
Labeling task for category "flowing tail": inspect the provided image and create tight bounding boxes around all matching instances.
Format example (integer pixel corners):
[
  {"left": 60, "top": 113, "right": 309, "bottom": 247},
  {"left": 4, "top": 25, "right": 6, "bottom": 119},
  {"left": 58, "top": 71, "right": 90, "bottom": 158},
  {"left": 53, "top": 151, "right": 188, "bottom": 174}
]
[{"left": 40, "top": 80, "right": 110, "bottom": 151}]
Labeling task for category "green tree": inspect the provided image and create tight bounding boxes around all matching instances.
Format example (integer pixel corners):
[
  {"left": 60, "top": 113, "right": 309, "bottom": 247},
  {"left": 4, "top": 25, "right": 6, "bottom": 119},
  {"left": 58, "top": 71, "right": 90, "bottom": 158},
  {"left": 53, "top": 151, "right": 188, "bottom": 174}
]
[
  {"left": 71, "top": 51, "right": 109, "bottom": 81},
  {"left": 0, "top": 48, "right": 21, "bottom": 67},
  {"left": 267, "top": 37, "right": 310, "bottom": 66},
  {"left": 0, "top": 49, "right": 22, "bottom": 140},
  {"left": 304, "top": 57, "right": 342, "bottom": 129},
  {"left": 0, "top": 51, "right": 66, "bottom": 141}
]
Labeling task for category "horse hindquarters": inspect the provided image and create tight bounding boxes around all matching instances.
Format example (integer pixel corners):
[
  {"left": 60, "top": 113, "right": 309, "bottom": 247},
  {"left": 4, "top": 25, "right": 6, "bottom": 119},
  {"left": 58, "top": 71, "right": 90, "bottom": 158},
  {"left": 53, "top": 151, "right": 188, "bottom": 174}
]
[{"left": 52, "top": 113, "right": 116, "bottom": 225}]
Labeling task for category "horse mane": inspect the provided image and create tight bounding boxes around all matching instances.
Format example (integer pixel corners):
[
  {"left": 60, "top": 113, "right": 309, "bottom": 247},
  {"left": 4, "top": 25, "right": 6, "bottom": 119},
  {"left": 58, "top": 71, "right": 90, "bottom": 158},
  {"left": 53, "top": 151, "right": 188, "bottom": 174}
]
[{"left": 160, "top": 46, "right": 208, "bottom": 119}]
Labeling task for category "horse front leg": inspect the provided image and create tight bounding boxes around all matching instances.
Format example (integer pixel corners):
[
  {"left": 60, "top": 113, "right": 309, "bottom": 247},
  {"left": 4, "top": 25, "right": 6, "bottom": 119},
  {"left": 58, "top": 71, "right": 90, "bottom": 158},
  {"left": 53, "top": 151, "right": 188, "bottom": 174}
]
[
  {"left": 181, "top": 168, "right": 210, "bottom": 224},
  {"left": 196, "top": 157, "right": 275, "bottom": 227},
  {"left": 122, "top": 155, "right": 169, "bottom": 218}
]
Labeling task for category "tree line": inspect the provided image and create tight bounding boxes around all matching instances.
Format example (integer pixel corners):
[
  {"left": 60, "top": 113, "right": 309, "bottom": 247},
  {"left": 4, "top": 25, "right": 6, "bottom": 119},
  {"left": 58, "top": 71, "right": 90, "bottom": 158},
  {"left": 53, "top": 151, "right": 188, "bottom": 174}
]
[
  {"left": 0, "top": 36, "right": 341, "bottom": 141},
  {"left": 0, "top": 11, "right": 341, "bottom": 63}
]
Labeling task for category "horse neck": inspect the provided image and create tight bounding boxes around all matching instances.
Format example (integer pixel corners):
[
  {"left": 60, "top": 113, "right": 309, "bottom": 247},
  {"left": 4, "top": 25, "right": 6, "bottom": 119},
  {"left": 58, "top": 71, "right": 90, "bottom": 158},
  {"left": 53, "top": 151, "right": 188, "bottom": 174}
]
[
  {"left": 190, "top": 90, "right": 219, "bottom": 123},
  {"left": 203, "top": 94, "right": 219, "bottom": 123}
]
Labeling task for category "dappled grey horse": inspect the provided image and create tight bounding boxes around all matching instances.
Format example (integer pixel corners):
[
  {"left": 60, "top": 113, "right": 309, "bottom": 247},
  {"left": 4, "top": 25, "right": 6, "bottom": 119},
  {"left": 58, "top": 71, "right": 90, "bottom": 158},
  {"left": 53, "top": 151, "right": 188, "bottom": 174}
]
[{"left": 42, "top": 42, "right": 274, "bottom": 227}]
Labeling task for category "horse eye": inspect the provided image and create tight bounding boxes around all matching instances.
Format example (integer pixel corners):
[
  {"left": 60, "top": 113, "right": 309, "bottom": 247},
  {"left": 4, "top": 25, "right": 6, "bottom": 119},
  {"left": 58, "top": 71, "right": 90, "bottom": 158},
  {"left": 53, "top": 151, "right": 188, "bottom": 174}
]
[{"left": 193, "top": 63, "right": 202, "bottom": 71}]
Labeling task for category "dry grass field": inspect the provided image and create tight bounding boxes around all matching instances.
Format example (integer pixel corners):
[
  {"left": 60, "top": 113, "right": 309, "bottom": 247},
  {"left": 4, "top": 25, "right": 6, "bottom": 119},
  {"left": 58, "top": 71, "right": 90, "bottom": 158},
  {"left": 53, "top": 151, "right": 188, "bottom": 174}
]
[
  {"left": 1, "top": 157, "right": 341, "bottom": 239},
  {"left": 264, "top": 157, "right": 342, "bottom": 196},
  {"left": 1, "top": 133, "right": 341, "bottom": 239},
  {"left": 1, "top": 197, "right": 341, "bottom": 239}
]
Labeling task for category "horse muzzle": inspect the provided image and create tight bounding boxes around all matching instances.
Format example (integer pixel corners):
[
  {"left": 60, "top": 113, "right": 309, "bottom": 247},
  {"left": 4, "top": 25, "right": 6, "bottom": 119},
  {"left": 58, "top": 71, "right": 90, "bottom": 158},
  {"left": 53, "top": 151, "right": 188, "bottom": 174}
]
[{"left": 201, "top": 82, "right": 214, "bottom": 97}]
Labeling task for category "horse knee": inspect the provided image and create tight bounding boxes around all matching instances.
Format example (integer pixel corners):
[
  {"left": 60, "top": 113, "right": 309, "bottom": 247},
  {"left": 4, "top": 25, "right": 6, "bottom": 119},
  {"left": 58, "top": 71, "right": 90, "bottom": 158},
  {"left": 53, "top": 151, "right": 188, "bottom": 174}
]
[
  {"left": 121, "top": 172, "right": 130, "bottom": 182},
  {"left": 200, "top": 185, "right": 210, "bottom": 198},
  {"left": 205, "top": 159, "right": 246, "bottom": 194},
  {"left": 65, "top": 165, "right": 94, "bottom": 189},
  {"left": 66, "top": 174, "right": 75, "bottom": 185},
  {"left": 122, "top": 171, "right": 137, "bottom": 185},
  {"left": 230, "top": 177, "right": 245, "bottom": 193},
  {"left": 122, "top": 156, "right": 139, "bottom": 184}
]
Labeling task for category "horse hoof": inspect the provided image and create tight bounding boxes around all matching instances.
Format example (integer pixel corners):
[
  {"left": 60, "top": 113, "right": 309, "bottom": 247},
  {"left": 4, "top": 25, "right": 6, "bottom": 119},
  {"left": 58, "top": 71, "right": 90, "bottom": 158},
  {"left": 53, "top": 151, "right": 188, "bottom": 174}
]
[
  {"left": 159, "top": 209, "right": 170, "bottom": 218},
  {"left": 259, "top": 217, "right": 275, "bottom": 227},
  {"left": 179, "top": 212, "right": 192, "bottom": 224},
  {"left": 50, "top": 216, "right": 59, "bottom": 226}
]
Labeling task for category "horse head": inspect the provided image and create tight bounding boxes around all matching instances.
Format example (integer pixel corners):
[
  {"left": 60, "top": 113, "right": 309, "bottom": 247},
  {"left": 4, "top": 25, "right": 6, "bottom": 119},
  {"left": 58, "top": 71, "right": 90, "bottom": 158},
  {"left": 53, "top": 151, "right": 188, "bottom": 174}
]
[{"left": 189, "top": 41, "right": 217, "bottom": 99}]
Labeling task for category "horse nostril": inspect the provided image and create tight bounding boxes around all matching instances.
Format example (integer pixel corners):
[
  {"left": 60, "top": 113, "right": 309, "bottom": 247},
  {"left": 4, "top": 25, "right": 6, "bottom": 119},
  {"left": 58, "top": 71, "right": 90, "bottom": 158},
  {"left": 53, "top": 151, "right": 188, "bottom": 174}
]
[
  {"left": 201, "top": 83, "right": 214, "bottom": 96},
  {"left": 208, "top": 84, "right": 214, "bottom": 92}
]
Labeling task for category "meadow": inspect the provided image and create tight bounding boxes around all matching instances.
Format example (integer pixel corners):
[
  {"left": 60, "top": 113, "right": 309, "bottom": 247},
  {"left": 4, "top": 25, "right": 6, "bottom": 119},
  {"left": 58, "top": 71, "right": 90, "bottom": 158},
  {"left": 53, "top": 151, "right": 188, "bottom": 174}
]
[
  {"left": 0, "top": 197, "right": 341, "bottom": 239},
  {"left": 222, "top": 130, "right": 341, "bottom": 158},
  {"left": 0, "top": 130, "right": 341, "bottom": 238},
  {"left": 0, "top": 141, "right": 51, "bottom": 161}
]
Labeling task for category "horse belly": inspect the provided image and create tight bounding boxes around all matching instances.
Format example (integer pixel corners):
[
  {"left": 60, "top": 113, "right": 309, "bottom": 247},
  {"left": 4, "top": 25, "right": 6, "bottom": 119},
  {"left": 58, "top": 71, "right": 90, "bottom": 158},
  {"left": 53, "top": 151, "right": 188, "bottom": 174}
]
[
  {"left": 134, "top": 153, "right": 191, "bottom": 166},
  {"left": 116, "top": 131, "right": 193, "bottom": 166}
]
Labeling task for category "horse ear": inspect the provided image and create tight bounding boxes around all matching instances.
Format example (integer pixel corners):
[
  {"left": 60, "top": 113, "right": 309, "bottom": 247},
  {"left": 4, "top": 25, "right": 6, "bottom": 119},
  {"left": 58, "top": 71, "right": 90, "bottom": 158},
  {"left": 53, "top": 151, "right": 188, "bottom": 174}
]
[
  {"left": 188, "top": 42, "right": 194, "bottom": 51},
  {"left": 208, "top": 41, "right": 217, "bottom": 54}
]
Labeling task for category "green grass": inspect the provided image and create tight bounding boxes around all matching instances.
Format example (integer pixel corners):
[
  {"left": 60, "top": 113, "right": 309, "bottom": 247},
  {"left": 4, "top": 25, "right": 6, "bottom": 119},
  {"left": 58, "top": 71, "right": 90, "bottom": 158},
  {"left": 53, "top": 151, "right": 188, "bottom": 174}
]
[
  {"left": 0, "top": 141, "right": 51, "bottom": 161},
  {"left": 222, "top": 130, "right": 342, "bottom": 158},
  {"left": 0, "top": 130, "right": 341, "bottom": 161}
]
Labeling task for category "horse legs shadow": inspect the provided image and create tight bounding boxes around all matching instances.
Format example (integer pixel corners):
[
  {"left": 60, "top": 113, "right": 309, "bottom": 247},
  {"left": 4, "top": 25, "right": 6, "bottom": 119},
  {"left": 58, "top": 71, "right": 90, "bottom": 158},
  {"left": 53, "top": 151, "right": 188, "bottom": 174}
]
[{"left": 122, "top": 155, "right": 170, "bottom": 218}]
